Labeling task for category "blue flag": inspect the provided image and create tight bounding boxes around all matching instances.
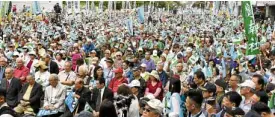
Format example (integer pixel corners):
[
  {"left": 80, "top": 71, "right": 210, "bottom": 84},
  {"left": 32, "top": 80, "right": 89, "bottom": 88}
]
[
  {"left": 137, "top": 6, "right": 145, "bottom": 23},
  {"left": 65, "top": 92, "right": 78, "bottom": 112},
  {"left": 37, "top": 109, "right": 58, "bottom": 116},
  {"left": 126, "top": 18, "right": 133, "bottom": 36},
  {"left": 221, "top": 58, "right": 226, "bottom": 78},
  {"left": 33, "top": 1, "right": 42, "bottom": 15}
]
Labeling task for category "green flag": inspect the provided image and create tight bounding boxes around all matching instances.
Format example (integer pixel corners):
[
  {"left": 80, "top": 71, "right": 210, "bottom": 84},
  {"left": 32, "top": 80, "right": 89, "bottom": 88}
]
[{"left": 241, "top": 1, "right": 260, "bottom": 55}]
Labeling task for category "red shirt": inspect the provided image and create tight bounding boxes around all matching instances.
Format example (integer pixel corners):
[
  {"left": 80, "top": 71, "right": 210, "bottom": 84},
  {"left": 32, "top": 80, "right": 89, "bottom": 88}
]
[
  {"left": 13, "top": 66, "right": 30, "bottom": 83},
  {"left": 147, "top": 80, "right": 163, "bottom": 100},
  {"left": 108, "top": 77, "right": 128, "bottom": 93}
]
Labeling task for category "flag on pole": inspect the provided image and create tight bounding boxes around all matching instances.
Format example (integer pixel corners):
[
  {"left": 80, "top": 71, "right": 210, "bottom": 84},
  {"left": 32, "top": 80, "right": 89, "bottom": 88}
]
[
  {"left": 242, "top": 1, "right": 260, "bottom": 55},
  {"left": 137, "top": 6, "right": 145, "bottom": 24},
  {"left": 33, "top": 1, "right": 42, "bottom": 15},
  {"left": 126, "top": 18, "right": 133, "bottom": 36}
]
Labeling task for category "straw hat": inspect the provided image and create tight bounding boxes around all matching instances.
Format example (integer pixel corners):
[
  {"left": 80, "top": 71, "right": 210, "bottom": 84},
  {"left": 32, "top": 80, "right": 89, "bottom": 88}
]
[
  {"left": 149, "top": 70, "right": 160, "bottom": 81},
  {"left": 34, "top": 61, "right": 48, "bottom": 70}
]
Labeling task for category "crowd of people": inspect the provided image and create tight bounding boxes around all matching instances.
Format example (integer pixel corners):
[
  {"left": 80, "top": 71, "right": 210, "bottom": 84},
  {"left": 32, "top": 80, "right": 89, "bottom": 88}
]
[{"left": 0, "top": 2, "right": 274, "bottom": 117}]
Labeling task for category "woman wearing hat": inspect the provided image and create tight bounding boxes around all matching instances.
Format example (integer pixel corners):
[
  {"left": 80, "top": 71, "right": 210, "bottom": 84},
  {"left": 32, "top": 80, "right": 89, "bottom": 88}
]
[
  {"left": 34, "top": 61, "right": 50, "bottom": 90},
  {"left": 145, "top": 70, "right": 163, "bottom": 100}
]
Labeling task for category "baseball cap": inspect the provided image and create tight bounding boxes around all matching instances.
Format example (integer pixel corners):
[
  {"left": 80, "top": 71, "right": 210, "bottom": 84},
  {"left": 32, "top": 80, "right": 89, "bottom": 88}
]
[
  {"left": 113, "top": 67, "right": 123, "bottom": 73},
  {"left": 215, "top": 79, "right": 227, "bottom": 90},
  {"left": 200, "top": 83, "right": 216, "bottom": 93},
  {"left": 146, "top": 99, "right": 164, "bottom": 115},
  {"left": 128, "top": 80, "right": 140, "bottom": 88},
  {"left": 239, "top": 80, "right": 256, "bottom": 89}
]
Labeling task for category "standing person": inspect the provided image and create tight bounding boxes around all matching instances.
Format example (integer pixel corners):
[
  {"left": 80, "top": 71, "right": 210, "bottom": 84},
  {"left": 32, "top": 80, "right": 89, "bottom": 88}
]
[
  {"left": 43, "top": 74, "right": 66, "bottom": 117},
  {"left": 185, "top": 89, "right": 206, "bottom": 117},
  {"left": 167, "top": 78, "right": 184, "bottom": 117},
  {"left": 140, "top": 63, "right": 150, "bottom": 81},
  {"left": 228, "top": 74, "right": 242, "bottom": 93},
  {"left": 13, "top": 58, "right": 30, "bottom": 84},
  {"left": 90, "top": 78, "right": 113, "bottom": 116},
  {"left": 0, "top": 67, "right": 22, "bottom": 108},
  {"left": 113, "top": 51, "right": 123, "bottom": 68},
  {"left": 193, "top": 71, "right": 207, "bottom": 89},
  {"left": 99, "top": 50, "right": 112, "bottom": 69},
  {"left": 145, "top": 70, "right": 163, "bottom": 100},
  {"left": 14, "top": 75, "right": 43, "bottom": 115},
  {"left": 108, "top": 67, "right": 128, "bottom": 94},
  {"left": 156, "top": 62, "right": 169, "bottom": 87}
]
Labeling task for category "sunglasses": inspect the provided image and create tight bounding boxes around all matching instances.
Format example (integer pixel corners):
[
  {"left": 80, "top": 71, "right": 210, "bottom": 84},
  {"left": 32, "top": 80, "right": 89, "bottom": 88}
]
[{"left": 143, "top": 107, "right": 151, "bottom": 112}]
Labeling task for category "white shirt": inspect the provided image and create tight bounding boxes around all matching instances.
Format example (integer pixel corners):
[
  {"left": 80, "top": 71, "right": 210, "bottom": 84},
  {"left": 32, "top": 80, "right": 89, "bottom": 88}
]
[
  {"left": 99, "top": 57, "right": 107, "bottom": 69},
  {"left": 100, "top": 87, "right": 105, "bottom": 102},
  {"left": 35, "top": 71, "right": 51, "bottom": 88},
  {"left": 55, "top": 59, "right": 65, "bottom": 71}
]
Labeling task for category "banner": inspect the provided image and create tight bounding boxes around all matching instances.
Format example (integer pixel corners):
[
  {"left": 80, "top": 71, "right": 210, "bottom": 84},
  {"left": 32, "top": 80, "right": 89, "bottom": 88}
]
[
  {"left": 126, "top": 18, "right": 133, "bottom": 36},
  {"left": 33, "top": 1, "right": 42, "bottom": 15},
  {"left": 137, "top": 6, "right": 145, "bottom": 24},
  {"left": 242, "top": 1, "right": 260, "bottom": 55},
  {"left": 65, "top": 92, "right": 78, "bottom": 112},
  {"left": 37, "top": 109, "right": 58, "bottom": 116},
  {"left": 74, "top": 1, "right": 80, "bottom": 13}
]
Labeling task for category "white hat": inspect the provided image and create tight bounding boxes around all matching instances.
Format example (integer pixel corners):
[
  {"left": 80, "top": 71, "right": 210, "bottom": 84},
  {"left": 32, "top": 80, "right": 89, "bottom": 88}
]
[
  {"left": 149, "top": 70, "right": 160, "bottom": 81},
  {"left": 128, "top": 80, "right": 140, "bottom": 88},
  {"left": 239, "top": 80, "right": 256, "bottom": 89},
  {"left": 138, "top": 47, "right": 143, "bottom": 51},
  {"left": 141, "top": 63, "right": 147, "bottom": 68},
  {"left": 28, "top": 51, "right": 36, "bottom": 56},
  {"left": 12, "top": 52, "right": 20, "bottom": 56},
  {"left": 116, "top": 51, "right": 122, "bottom": 56},
  {"left": 146, "top": 99, "right": 164, "bottom": 114},
  {"left": 161, "top": 54, "right": 167, "bottom": 58},
  {"left": 153, "top": 50, "right": 158, "bottom": 56}
]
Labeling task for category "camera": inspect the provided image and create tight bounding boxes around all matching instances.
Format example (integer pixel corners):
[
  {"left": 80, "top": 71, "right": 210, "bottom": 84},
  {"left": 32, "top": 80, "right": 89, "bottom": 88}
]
[{"left": 115, "top": 95, "right": 134, "bottom": 110}]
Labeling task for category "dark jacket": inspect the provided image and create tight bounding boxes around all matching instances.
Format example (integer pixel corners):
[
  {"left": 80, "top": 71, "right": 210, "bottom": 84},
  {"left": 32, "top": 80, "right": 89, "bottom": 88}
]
[
  {"left": 90, "top": 87, "right": 114, "bottom": 111},
  {"left": 62, "top": 87, "right": 91, "bottom": 117},
  {"left": 0, "top": 103, "right": 18, "bottom": 117},
  {"left": 0, "top": 78, "right": 21, "bottom": 108},
  {"left": 49, "top": 61, "right": 59, "bottom": 74},
  {"left": 18, "top": 82, "right": 43, "bottom": 114}
]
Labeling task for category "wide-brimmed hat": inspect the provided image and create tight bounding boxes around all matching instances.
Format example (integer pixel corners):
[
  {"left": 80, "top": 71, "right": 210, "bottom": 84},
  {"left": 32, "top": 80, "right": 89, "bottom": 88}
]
[
  {"left": 34, "top": 61, "right": 48, "bottom": 70},
  {"left": 28, "top": 51, "right": 37, "bottom": 57},
  {"left": 149, "top": 70, "right": 160, "bottom": 81}
]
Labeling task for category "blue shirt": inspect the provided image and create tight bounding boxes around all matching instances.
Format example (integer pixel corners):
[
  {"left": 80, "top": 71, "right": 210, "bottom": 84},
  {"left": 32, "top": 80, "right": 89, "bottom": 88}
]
[
  {"left": 83, "top": 43, "right": 95, "bottom": 54},
  {"left": 141, "top": 59, "right": 156, "bottom": 72},
  {"left": 158, "top": 70, "right": 168, "bottom": 86}
]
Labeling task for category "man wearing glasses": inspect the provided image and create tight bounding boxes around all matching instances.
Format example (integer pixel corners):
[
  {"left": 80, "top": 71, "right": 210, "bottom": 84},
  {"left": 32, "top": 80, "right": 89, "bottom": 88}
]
[
  {"left": 239, "top": 80, "right": 256, "bottom": 114},
  {"left": 228, "top": 74, "right": 242, "bottom": 94},
  {"left": 142, "top": 99, "right": 163, "bottom": 117}
]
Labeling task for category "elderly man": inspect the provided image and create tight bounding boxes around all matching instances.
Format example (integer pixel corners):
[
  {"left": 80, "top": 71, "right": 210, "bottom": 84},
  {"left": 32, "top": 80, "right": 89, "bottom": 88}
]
[
  {"left": 0, "top": 67, "right": 21, "bottom": 108},
  {"left": 142, "top": 99, "right": 164, "bottom": 117},
  {"left": 239, "top": 80, "right": 256, "bottom": 114},
  {"left": 99, "top": 49, "right": 112, "bottom": 69},
  {"left": 58, "top": 61, "right": 77, "bottom": 90},
  {"left": 44, "top": 74, "right": 66, "bottom": 116},
  {"left": 63, "top": 78, "right": 91, "bottom": 116},
  {"left": 14, "top": 74, "right": 43, "bottom": 115},
  {"left": 0, "top": 57, "right": 7, "bottom": 80},
  {"left": 14, "top": 58, "right": 30, "bottom": 83}
]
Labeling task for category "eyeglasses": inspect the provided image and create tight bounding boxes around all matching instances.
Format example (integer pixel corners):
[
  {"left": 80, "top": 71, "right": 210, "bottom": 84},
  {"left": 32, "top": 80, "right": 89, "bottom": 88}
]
[{"left": 143, "top": 107, "right": 151, "bottom": 112}]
